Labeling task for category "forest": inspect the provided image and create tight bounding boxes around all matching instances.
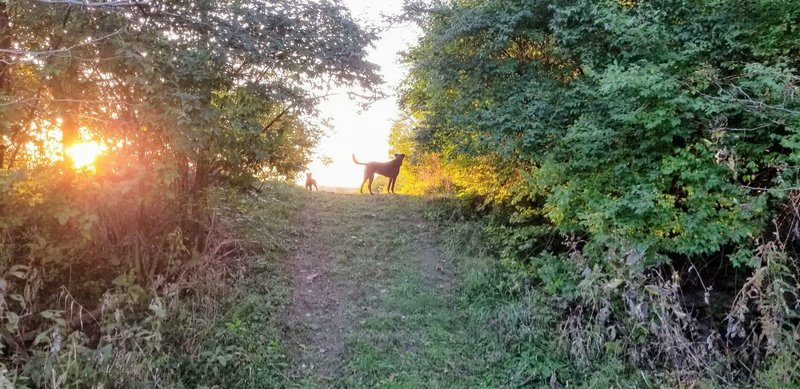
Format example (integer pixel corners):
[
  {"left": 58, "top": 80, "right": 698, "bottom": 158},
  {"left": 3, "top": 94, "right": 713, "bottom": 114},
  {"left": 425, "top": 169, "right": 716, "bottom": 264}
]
[{"left": 2, "top": 0, "right": 800, "bottom": 387}]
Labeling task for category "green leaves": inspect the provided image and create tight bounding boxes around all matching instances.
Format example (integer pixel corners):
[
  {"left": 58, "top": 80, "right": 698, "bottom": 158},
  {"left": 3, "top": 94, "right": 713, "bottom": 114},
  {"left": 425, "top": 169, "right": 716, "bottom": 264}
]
[
  {"left": 4, "top": 0, "right": 381, "bottom": 187},
  {"left": 402, "top": 0, "right": 800, "bottom": 261}
]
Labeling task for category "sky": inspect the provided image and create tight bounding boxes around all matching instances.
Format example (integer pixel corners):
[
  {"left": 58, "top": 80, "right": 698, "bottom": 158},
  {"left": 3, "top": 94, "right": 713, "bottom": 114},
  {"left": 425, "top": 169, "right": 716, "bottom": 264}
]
[{"left": 299, "top": 0, "right": 420, "bottom": 188}]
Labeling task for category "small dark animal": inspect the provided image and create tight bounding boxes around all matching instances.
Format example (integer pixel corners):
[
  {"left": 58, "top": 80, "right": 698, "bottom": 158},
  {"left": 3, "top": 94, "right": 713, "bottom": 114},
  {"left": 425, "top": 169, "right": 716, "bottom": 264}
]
[
  {"left": 305, "top": 172, "right": 318, "bottom": 191},
  {"left": 352, "top": 153, "right": 405, "bottom": 195}
]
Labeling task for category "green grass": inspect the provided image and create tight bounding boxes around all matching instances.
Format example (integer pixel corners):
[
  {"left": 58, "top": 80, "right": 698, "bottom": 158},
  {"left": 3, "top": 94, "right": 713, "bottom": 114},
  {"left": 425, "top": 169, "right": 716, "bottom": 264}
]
[
  {"left": 13, "top": 183, "right": 791, "bottom": 387},
  {"left": 278, "top": 193, "right": 559, "bottom": 388},
  {"left": 337, "top": 244, "right": 486, "bottom": 388},
  {"left": 172, "top": 189, "right": 573, "bottom": 388},
  {"left": 155, "top": 188, "right": 648, "bottom": 388},
  {"left": 156, "top": 183, "right": 304, "bottom": 388},
  {"left": 77, "top": 184, "right": 796, "bottom": 388}
]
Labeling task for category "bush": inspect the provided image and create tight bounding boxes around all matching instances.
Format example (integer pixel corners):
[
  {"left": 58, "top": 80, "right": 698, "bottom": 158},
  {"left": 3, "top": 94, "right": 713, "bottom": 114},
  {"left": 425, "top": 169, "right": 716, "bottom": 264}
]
[{"left": 0, "top": 158, "right": 305, "bottom": 386}]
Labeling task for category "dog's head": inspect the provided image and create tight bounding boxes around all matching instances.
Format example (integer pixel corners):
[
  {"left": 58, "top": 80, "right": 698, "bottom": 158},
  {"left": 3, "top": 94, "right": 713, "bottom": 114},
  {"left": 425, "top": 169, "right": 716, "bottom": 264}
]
[
  {"left": 394, "top": 153, "right": 406, "bottom": 162},
  {"left": 306, "top": 172, "right": 313, "bottom": 178}
]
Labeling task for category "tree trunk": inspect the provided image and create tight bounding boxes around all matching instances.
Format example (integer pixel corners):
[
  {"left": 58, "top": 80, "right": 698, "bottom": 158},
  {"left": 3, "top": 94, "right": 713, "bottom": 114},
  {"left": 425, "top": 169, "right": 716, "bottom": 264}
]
[
  {"left": 50, "top": 63, "right": 81, "bottom": 166},
  {"left": 0, "top": 2, "right": 10, "bottom": 169},
  {"left": 189, "top": 146, "right": 211, "bottom": 250}
]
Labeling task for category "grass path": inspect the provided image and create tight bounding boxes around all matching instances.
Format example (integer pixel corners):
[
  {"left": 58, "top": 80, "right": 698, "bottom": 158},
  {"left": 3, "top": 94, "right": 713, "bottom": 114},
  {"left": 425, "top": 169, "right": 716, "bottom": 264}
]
[{"left": 284, "top": 191, "right": 492, "bottom": 387}]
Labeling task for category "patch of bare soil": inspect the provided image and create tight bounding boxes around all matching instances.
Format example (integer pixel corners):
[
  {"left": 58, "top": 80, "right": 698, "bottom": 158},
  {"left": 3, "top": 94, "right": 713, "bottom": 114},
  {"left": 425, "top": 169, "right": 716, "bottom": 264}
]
[{"left": 412, "top": 216, "right": 455, "bottom": 292}]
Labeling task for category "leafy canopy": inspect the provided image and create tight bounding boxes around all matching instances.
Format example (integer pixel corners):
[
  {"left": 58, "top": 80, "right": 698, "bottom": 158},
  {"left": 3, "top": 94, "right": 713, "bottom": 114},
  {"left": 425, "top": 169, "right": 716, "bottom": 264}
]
[{"left": 401, "top": 0, "right": 800, "bottom": 261}]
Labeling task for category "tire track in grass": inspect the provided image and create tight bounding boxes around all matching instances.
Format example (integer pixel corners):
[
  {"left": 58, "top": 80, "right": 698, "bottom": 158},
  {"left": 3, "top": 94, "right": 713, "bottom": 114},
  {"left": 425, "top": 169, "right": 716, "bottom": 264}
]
[
  {"left": 286, "top": 192, "right": 412, "bottom": 385},
  {"left": 286, "top": 192, "right": 487, "bottom": 387}
]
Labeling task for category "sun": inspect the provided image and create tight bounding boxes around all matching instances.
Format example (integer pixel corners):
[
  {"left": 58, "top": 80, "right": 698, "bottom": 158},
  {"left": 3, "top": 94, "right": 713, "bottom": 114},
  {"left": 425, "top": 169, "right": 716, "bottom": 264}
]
[{"left": 65, "top": 141, "right": 106, "bottom": 170}]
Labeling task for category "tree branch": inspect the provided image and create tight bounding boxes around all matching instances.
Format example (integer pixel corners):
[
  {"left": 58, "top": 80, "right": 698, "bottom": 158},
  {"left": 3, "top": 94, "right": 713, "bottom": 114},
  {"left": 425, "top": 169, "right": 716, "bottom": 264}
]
[
  {"left": 259, "top": 94, "right": 334, "bottom": 135},
  {"left": 33, "top": 0, "right": 149, "bottom": 8},
  {"left": 0, "top": 26, "right": 127, "bottom": 58}
]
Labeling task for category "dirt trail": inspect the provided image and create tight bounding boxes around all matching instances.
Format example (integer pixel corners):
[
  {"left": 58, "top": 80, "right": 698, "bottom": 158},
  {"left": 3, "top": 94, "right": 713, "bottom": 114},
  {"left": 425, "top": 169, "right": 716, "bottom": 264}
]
[
  {"left": 286, "top": 193, "right": 354, "bottom": 382},
  {"left": 412, "top": 214, "right": 455, "bottom": 291},
  {"left": 286, "top": 191, "right": 457, "bottom": 386}
]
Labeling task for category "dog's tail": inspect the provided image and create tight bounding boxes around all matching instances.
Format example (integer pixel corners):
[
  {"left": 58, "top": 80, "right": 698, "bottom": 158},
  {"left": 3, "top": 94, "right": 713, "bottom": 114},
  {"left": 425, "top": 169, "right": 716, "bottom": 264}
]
[{"left": 352, "top": 153, "right": 366, "bottom": 165}]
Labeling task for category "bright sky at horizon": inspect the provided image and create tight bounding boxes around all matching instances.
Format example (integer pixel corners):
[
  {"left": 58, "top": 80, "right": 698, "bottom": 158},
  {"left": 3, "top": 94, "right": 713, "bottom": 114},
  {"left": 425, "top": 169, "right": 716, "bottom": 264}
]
[{"left": 299, "top": 1, "right": 420, "bottom": 189}]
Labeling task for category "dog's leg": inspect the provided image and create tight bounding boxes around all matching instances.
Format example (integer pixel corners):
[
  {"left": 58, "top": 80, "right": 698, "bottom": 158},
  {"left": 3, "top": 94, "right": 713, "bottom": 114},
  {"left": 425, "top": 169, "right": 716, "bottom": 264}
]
[
  {"left": 387, "top": 177, "right": 395, "bottom": 194},
  {"left": 367, "top": 175, "right": 374, "bottom": 195},
  {"left": 314, "top": 183, "right": 318, "bottom": 191},
  {"left": 359, "top": 176, "right": 368, "bottom": 193}
]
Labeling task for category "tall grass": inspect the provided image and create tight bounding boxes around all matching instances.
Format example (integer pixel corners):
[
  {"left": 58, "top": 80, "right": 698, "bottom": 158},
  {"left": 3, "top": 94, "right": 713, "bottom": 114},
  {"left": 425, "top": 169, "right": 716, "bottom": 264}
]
[
  {"left": 0, "top": 163, "right": 304, "bottom": 387},
  {"left": 424, "top": 195, "right": 800, "bottom": 388}
]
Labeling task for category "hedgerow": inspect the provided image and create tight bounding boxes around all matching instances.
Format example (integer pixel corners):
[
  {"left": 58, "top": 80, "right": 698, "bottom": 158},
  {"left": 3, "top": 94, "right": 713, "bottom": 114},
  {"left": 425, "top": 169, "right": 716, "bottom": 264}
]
[{"left": 399, "top": 0, "right": 800, "bottom": 385}]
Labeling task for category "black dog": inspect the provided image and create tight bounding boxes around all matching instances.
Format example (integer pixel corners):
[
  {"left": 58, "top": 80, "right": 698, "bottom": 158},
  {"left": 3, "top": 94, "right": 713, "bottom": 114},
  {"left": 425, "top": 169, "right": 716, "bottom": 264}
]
[{"left": 352, "top": 153, "right": 405, "bottom": 194}]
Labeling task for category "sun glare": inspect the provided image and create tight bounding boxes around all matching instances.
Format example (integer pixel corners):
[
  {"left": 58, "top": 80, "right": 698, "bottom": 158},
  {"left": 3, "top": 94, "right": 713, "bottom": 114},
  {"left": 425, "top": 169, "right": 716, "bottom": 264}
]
[{"left": 66, "top": 141, "right": 106, "bottom": 170}]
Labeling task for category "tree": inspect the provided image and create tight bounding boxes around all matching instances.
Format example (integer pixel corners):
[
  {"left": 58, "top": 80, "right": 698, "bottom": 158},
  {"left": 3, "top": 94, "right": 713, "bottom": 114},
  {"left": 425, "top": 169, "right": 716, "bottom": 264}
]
[
  {"left": 0, "top": 2, "right": 382, "bottom": 384},
  {"left": 402, "top": 0, "right": 800, "bottom": 259},
  {"left": 2, "top": 0, "right": 381, "bottom": 178},
  {"left": 401, "top": 0, "right": 800, "bottom": 384}
]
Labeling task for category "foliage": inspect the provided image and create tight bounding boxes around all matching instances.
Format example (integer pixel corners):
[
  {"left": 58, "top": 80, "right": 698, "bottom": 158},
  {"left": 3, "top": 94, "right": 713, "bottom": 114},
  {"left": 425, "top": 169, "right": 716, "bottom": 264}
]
[
  {"left": 425, "top": 202, "right": 647, "bottom": 387},
  {"left": 0, "top": 179, "right": 305, "bottom": 387},
  {"left": 401, "top": 0, "right": 800, "bottom": 385},
  {"left": 388, "top": 115, "right": 454, "bottom": 195},
  {"left": 402, "top": 0, "right": 800, "bottom": 257},
  {"left": 2, "top": 0, "right": 380, "bottom": 185},
  {"left": 157, "top": 184, "right": 303, "bottom": 388},
  {"left": 0, "top": 0, "right": 379, "bottom": 385}
]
